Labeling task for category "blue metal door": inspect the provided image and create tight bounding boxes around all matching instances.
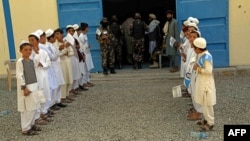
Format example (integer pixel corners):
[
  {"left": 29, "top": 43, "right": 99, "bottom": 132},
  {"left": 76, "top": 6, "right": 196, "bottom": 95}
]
[
  {"left": 57, "top": 0, "right": 103, "bottom": 72},
  {"left": 176, "top": 0, "right": 229, "bottom": 67}
]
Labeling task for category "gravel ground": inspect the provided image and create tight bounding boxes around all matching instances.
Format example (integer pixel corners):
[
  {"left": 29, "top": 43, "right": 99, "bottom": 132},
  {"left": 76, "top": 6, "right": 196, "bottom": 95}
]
[{"left": 0, "top": 68, "right": 250, "bottom": 141}]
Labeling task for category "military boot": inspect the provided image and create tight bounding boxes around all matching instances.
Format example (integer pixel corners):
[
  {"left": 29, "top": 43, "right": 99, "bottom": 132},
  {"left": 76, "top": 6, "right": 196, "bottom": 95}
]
[
  {"left": 118, "top": 62, "right": 122, "bottom": 69},
  {"left": 137, "top": 62, "right": 142, "bottom": 69},
  {"left": 110, "top": 68, "right": 116, "bottom": 74},
  {"left": 103, "top": 68, "right": 108, "bottom": 75},
  {"left": 133, "top": 61, "right": 138, "bottom": 69}
]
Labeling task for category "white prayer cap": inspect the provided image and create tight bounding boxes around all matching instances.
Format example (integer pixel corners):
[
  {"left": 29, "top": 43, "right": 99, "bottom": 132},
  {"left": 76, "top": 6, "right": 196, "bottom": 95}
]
[
  {"left": 72, "top": 24, "right": 80, "bottom": 30},
  {"left": 191, "top": 18, "right": 199, "bottom": 25},
  {"left": 187, "top": 17, "right": 194, "bottom": 22},
  {"left": 183, "top": 20, "right": 191, "bottom": 26},
  {"left": 45, "top": 29, "right": 54, "bottom": 38},
  {"left": 29, "top": 32, "right": 40, "bottom": 40},
  {"left": 188, "top": 22, "right": 199, "bottom": 30},
  {"left": 35, "top": 29, "right": 44, "bottom": 36},
  {"left": 19, "top": 40, "right": 30, "bottom": 47},
  {"left": 193, "top": 37, "right": 206, "bottom": 49},
  {"left": 195, "top": 30, "right": 201, "bottom": 37},
  {"left": 66, "top": 25, "right": 74, "bottom": 30},
  {"left": 149, "top": 13, "right": 156, "bottom": 19}
]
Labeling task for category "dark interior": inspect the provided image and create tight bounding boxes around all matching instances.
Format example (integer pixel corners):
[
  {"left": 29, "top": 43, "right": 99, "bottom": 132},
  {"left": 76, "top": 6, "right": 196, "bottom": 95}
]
[{"left": 103, "top": 0, "right": 176, "bottom": 65}]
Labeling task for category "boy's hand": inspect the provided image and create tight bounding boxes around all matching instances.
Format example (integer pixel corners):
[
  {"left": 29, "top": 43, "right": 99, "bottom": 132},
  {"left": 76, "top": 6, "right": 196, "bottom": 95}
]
[
  {"left": 38, "top": 62, "right": 43, "bottom": 67},
  {"left": 59, "top": 44, "right": 64, "bottom": 50},
  {"left": 193, "top": 63, "right": 199, "bottom": 70},
  {"left": 65, "top": 42, "right": 71, "bottom": 48},
  {"left": 23, "top": 88, "right": 31, "bottom": 96}
]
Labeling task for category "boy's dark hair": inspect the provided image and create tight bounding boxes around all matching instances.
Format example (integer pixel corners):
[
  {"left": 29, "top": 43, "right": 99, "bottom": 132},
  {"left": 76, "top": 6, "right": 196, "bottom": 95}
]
[
  {"left": 54, "top": 28, "right": 64, "bottom": 34},
  {"left": 81, "top": 22, "right": 88, "bottom": 31},
  {"left": 28, "top": 35, "right": 39, "bottom": 41},
  {"left": 41, "top": 32, "right": 46, "bottom": 37},
  {"left": 20, "top": 43, "right": 32, "bottom": 50},
  {"left": 66, "top": 27, "right": 74, "bottom": 32},
  {"left": 190, "top": 30, "right": 200, "bottom": 37},
  {"left": 47, "top": 33, "right": 55, "bottom": 41}
]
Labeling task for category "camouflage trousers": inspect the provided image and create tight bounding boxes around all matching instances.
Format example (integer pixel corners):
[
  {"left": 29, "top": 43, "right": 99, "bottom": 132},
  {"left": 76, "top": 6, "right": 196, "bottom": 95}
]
[
  {"left": 100, "top": 44, "right": 115, "bottom": 69},
  {"left": 114, "top": 39, "right": 123, "bottom": 63},
  {"left": 132, "top": 38, "right": 145, "bottom": 63}
]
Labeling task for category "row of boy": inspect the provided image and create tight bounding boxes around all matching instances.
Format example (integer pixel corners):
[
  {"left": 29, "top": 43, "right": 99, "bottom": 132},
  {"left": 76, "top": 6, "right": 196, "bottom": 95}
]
[
  {"left": 177, "top": 17, "right": 217, "bottom": 131},
  {"left": 16, "top": 23, "right": 94, "bottom": 135}
]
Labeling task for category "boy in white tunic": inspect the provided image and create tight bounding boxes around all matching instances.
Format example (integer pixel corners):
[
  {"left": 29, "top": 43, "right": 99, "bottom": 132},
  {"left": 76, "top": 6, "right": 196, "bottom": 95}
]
[
  {"left": 54, "top": 28, "right": 74, "bottom": 103},
  {"left": 79, "top": 22, "right": 95, "bottom": 87},
  {"left": 28, "top": 32, "right": 52, "bottom": 124},
  {"left": 72, "top": 24, "right": 90, "bottom": 90},
  {"left": 193, "top": 37, "right": 216, "bottom": 131},
  {"left": 16, "top": 41, "right": 41, "bottom": 135},
  {"left": 65, "top": 25, "right": 82, "bottom": 95},
  {"left": 35, "top": 29, "right": 58, "bottom": 116},
  {"left": 185, "top": 30, "right": 203, "bottom": 121},
  {"left": 45, "top": 29, "right": 67, "bottom": 109}
]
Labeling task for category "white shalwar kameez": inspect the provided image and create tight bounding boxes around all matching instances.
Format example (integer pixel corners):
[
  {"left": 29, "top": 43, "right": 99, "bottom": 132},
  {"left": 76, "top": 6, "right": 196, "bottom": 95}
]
[
  {"left": 180, "top": 37, "right": 189, "bottom": 78},
  {"left": 54, "top": 40, "right": 74, "bottom": 98},
  {"left": 64, "top": 33, "right": 81, "bottom": 90},
  {"left": 194, "top": 50, "right": 216, "bottom": 126},
  {"left": 30, "top": 48, "right": 51, "bottom": 114},
  {"left": 16, "top": 58, "right": 40, "bottom": 132},
  {"left": 79, "top": 32, "right": 94, "bottom": 83},
  {"left": 42, "top": 42, "right": 65, "bottom": 106},
  {"left": 73, "top": 32, "right": 87, "bottom": 86},
  {"left": 184, "top": 45, "right": 203, "bottom": 114}
]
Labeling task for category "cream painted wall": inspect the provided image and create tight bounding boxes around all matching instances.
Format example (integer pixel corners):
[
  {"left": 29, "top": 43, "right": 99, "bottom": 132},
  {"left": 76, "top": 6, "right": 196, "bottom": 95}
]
[
  {"left": 229, "top": 0, "right": 250, "bottom": 66},
  {"left": 0, "top": 0, "right": 10, "bottom": 75},
  {"left": 9, "top": 0, "right": 59, "bottom": 59}
]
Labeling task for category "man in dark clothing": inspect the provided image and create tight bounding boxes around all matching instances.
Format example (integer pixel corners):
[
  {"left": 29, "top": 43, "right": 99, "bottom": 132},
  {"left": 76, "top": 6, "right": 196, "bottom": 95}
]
[
  {"left": 110, "top": 15, "right": 123, "bottom": 69},
  {"left": 130, "top": 12, "right": 148, "bottom": 69},
  {"left": 163, "top": 10, "right": 180, "bottom": 72},
  {"left": 145, "top": 13, "right": 161, "bottom": 68}
]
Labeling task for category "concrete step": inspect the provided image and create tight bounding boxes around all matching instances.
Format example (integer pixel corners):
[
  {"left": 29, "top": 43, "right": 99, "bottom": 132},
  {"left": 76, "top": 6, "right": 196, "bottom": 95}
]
[{"left": 91, "top": 66, "right": 250, "bottom": 81}]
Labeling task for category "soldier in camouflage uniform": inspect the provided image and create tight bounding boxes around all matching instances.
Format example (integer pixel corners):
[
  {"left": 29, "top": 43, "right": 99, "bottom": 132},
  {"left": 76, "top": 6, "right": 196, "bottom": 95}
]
[
  {"left": 110, "top": 15, "right": 123, "bottom": 69},
  {"left": 130, "top": 12, "right": 148, "bottom": 69},
  {"left": 96, "top": 17, "right": 116, "bottom": 75}
]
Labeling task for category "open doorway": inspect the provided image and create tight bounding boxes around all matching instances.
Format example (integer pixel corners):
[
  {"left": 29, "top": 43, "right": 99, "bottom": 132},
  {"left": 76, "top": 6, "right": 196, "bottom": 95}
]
[{"left": 103, "top": 0, "right": 176, "bottom": 66}]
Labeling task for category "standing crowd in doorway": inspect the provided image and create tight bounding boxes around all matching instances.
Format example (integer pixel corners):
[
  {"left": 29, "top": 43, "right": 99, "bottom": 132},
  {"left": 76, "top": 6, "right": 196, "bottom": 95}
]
[{"left": 16, "top": 10, "right": 216, "bottom": 136}]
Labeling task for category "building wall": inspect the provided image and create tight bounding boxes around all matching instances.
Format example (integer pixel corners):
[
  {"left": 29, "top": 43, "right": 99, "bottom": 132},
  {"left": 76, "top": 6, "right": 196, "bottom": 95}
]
[
  {"left": 0, "top": 0, "right": 250, "bottom": 75},
  {"left": 229, "top": 0, "right": 250, "bottom": 66},
  {"left": 0, "top": 0, "right": 11, "bottom": 75},
  {"left": 9, "top": 0, "right": 59, "bottom": 59}
]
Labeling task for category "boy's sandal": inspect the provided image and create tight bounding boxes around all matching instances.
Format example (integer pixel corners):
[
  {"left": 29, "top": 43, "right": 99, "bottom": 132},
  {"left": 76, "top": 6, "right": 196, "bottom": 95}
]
[
  {"left": 43, "top": 117, "right": 53, "bottom": 122},
  {"left": 48, "top": 110, "right": 56, "bottom": 115},
  {"left": 31, "top": 125, "right": 42, "bottom": 131},
  {"left": 46, "top": 113, "right": 55, "bottom": 118},
  {"left": 47, "top": 118, "right": 53, "bottom": 122},
  {"left": 35, "top": 118, "right": 48, "bottom": 125},
  {"left": 22, "top": 129, "right": 39, "bottom": 136},
  {"left": 196, "top": 120, "right": 207, "bottom": 126},
  {"left": 200, "top": 124, "right": 214, "bottom": 131},
  {"left": 188, "top": 108, "right": 196, "bottom": 114},
  {"left": 61, "top": 98, "right": 72, "bottom": 103}
]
